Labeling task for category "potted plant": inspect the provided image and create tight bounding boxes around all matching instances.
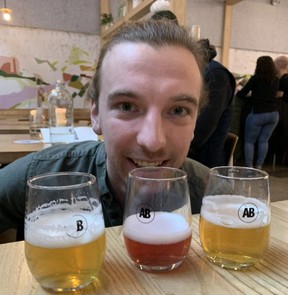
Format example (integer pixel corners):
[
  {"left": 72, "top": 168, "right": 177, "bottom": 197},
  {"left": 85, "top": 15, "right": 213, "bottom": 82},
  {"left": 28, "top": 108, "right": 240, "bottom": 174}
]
[{"left": 101, "top": 13, "right": 114, "bottom": 29}]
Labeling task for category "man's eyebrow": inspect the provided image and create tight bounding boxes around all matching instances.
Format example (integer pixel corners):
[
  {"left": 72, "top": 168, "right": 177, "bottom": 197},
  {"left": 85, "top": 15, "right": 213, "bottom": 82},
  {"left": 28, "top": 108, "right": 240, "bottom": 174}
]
[
  {"left": 107, "top": 91, "right": 199, "bottom": 106},
  {"left": 107, "top": 90, "right": 136, "bottom": 100},
  {"left": 172, "top": 95, "right": 199, "bottom": 107}
]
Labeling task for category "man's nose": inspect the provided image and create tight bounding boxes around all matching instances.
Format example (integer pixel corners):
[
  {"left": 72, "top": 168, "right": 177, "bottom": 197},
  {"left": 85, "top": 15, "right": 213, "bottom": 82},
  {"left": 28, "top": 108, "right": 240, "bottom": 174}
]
[{"left": 136, "top": 112, "right": 166, "bottom": 153}]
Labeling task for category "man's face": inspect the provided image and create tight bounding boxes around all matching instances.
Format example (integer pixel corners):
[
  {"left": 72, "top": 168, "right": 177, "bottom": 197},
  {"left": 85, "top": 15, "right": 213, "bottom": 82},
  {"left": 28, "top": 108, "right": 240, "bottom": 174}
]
[{"left": 91, "top": 43, "right": 202, "bottom": 194}]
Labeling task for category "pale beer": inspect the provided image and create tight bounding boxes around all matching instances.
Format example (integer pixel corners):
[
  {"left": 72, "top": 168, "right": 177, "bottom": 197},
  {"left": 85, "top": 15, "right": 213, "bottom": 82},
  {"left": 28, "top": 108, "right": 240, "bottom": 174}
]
[
  {"left": 25, "top": 211, "right": 106, "bottom": 291},
  {"left": 123, "top": 212, "right": 192, "bottom": 270},
  {"left": 200, "top": 195, "right": 270, "bottom": 269}
]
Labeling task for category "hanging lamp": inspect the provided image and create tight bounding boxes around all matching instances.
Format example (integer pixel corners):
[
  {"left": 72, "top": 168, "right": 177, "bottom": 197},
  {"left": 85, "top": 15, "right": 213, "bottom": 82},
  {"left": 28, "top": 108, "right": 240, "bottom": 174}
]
[{"left": 0, "top": 0, "right": 12, "bottom": 21}]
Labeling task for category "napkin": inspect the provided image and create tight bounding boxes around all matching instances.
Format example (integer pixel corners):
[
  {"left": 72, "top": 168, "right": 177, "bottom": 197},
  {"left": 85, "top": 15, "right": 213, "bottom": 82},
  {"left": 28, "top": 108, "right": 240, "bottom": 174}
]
[{"left": 40, "top": 127, "right": 98, "bottom": 143}]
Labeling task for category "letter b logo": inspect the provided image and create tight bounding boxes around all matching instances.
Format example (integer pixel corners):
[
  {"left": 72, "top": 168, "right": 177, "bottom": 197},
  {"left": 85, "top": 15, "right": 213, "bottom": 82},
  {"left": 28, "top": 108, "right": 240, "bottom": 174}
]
[
  {"left": 66, "top": 215, "right": 88, "bottom": 238},
  {"left": 76, "top": 220, "right": 84, "bottom": 232}
]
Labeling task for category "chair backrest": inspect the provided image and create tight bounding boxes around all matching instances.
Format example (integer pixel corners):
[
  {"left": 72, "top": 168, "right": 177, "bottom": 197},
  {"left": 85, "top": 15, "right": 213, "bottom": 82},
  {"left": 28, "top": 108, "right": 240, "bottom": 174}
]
[{"left": 223, "top": 132, "right": 239, "bottom": 166}]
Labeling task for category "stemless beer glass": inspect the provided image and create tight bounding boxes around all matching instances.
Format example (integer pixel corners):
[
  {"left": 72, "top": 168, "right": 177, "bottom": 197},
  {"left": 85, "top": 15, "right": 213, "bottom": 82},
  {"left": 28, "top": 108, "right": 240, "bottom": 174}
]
[
  {"left": 200, "top": 166, "right": 271, "bottom": 270},
  {"left": 25, "top": 172, "right": 106, "bottom": 292},
  {"left": 123, "top": 167, "right": 192, "bottom": 272}
]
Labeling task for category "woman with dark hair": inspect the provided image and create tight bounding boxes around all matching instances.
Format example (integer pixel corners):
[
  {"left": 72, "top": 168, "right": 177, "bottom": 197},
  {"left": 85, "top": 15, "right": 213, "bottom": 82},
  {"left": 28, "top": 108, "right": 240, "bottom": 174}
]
[{"left": 237, "top": 56, "right": 279, "bottom": 169}]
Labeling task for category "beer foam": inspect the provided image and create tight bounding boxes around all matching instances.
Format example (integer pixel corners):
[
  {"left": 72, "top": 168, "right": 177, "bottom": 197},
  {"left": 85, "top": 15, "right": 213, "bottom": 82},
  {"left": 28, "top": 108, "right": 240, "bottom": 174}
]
[
  {"left": 200, "top": 195, "right": 270, "bottom": 228},
  {"left": 25, "top": 211, "right": 105, "bottom": 248},
  {"left": 123, "top": 212, "right": 191, "bottom": 244}
]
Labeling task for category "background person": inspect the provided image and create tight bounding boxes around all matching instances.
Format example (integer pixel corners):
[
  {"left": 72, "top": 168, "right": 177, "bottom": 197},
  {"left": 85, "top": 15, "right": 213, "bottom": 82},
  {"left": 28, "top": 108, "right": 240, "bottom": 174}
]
[
  {"left": 149, "top": 3, "right": 236, "bottom": 168},
  {"left": 0, "top": 20, "right": 209, "bottom": 244},
  {"left": 187, "top": 39, "right": 236, "bottom": 167},
  {"left": 236, "top": 56, "right": 279, "bottom": 169},
  {"left": 274, "top": 55, "right": 288, "bottom": 102},
  {"left": 271, "top": 56, "right": 288, "bottom": 164},
  {"left": 149, "top": 0, "right": 178, "bottom": 23}
]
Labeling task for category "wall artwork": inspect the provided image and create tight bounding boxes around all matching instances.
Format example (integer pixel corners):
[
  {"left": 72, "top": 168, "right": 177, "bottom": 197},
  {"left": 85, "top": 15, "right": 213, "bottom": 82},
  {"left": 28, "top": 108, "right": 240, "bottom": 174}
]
[{"left": 0, "top": 26, "right": 100, "bottom": 109}]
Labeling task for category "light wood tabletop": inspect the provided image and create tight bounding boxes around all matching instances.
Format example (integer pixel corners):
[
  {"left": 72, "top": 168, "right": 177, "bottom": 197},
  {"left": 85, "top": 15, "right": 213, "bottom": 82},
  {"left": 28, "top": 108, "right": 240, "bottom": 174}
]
[
  {"left": 0, "top": 200, "right": 288, "bottom": 295},
  {"left": 0, "top": 119, "right": 30, "bottom": 134},
  {"left": 0, "top": 134, "right": 51, "bottom": 164},
  {"left": 0, "top": 118, "right": 91, "bottom": 135}
]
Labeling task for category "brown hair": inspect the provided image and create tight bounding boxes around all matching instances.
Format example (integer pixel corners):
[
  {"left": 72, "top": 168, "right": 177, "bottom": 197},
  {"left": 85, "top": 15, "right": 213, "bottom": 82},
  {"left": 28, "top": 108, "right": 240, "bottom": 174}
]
[
  {"left": 151, "top": 10, "right": 178, "bottom": 24},
  {"left": 255, "top": 56, "right": 278, "bottom": 83},
  {"left": 88, "top": 19, "right": 207, "bottom": 109}
]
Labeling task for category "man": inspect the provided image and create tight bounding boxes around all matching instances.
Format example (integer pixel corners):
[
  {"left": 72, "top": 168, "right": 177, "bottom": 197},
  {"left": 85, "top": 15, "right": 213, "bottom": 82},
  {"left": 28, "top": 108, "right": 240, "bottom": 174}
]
[
  {"left": 274, "top": 55, "right": 288, "bottom": 101},
  {"left": 188, "top": 39, "right": 236, "bottom": 167},
  {"left": 272, "top": 56, "right": 288, "bottom": 163},
  {"left": 0, "top": 20, "right": 209, "bottom": 243}
]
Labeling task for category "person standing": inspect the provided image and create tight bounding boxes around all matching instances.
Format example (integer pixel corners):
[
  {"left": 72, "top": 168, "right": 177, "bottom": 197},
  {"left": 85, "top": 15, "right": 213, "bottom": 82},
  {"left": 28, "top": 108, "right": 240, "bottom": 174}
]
[
  {"left": 149, "top": 4, "right": 236, "bottom": 168},
  {"left": 187, "top": 39, "right": 236, "bottom": 167},
  {"left": 273, "top": 56, "right": 288, "bottom": 162},
  {"left": 237, "top": 56, "right": 279, "bottom": 169},
  {"left": 274, "top": 55, "right": 288, "bottom": 102}
]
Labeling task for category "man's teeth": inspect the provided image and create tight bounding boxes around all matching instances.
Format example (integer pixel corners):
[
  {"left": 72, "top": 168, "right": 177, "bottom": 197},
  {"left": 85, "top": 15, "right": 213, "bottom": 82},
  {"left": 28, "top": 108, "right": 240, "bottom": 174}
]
[{"left": 133, "top": 160, "right": 163, "bottom": 167}]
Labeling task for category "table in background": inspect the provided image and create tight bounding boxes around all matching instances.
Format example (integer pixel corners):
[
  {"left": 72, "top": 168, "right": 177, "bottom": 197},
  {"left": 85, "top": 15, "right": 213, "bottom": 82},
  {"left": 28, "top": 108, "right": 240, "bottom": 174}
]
[
  {"left": 0, "top": 118, "right": 30, "bottom": 134},
  {"left": 0, "top": 201, "right": 288, "bottom": 295},
  {"left": 0, "top": 134, "right": 51, "bottom": 164},
  {"left": 0, "top": 119, "right": 91, "bottom": 135}
]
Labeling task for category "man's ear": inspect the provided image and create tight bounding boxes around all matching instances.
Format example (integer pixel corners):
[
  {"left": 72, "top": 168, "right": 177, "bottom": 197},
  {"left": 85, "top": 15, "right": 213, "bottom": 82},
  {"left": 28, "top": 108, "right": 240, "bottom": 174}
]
[{"left": 90, "top": 102, "right": 102, "bottom": 135}]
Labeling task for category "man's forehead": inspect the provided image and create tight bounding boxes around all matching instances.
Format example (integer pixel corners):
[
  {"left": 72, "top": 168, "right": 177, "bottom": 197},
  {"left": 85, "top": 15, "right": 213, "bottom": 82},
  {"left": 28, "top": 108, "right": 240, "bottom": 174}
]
[
  {"left": 104, "top": 42, "right": 197, "bottom": 61},
  {"left": 99, "top": 42, "right": 203, "bottom": 103}
]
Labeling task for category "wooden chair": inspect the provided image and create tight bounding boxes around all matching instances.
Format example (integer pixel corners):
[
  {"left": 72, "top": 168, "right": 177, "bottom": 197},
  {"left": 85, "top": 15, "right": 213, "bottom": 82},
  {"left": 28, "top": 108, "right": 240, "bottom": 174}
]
[{"left": 223, "top": 132, "right": 239, "bottom": 166}]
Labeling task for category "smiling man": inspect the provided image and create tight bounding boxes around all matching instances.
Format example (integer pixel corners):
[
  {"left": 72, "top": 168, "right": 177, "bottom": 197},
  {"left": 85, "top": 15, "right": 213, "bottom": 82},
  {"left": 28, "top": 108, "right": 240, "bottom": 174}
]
[{"left": 0, "top": 20, "right": 209, "bottom": 243}]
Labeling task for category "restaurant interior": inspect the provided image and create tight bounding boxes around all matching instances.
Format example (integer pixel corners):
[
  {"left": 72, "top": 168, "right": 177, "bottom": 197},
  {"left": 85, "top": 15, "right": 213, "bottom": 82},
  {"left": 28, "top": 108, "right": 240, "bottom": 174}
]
[
  {"left": 0, "top": 1, "right": 288, "bottom": 294},
  {"left": 0, "top": 0, "right": 287, "bottom": 199}
]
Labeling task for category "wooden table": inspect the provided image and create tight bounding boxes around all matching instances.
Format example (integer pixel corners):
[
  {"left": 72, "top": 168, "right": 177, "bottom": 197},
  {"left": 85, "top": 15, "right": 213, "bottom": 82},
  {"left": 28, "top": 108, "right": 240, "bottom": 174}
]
[
  {"left": 0, "top": 119, "right": 30, "bottom": 134},
  {"left": 0, "top": 201, "right": 288, "bottom": 295},
  {"left": 0, "top": 119, "right": 91, "bottom": 135},
  {"left": 0, "top": 134, "right": 51, "bottom": 164}
]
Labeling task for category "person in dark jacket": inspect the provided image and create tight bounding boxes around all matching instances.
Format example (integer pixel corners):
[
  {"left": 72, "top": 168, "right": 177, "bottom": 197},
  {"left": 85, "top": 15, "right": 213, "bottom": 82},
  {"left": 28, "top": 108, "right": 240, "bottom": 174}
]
[
  {"left": 187, "top": 39, "right": 236, "bottom": 167},
  {"left": 237, "top": 56, "right": 279, "bottom": 169}
]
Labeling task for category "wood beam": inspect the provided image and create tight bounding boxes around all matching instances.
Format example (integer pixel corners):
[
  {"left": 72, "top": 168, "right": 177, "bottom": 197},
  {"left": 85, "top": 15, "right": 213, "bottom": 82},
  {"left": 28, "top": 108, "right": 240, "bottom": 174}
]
[
  {"left": 226, "top": 0, "right": 244, "bottom": 5},
  {"left": 170, "top": 0, "right": 186, "bottom": 26},
  {"left": 221, "top": 0, "right": 243, "bottom": 67},
  {"left": 100, "top": 0, "right": 110, "bottom": 36},
  {"left": 100, "top": 0, "right": 109, "bottom": 14},
  {"left": 222, "top": 3, "right": 232, "bottom": 67}
]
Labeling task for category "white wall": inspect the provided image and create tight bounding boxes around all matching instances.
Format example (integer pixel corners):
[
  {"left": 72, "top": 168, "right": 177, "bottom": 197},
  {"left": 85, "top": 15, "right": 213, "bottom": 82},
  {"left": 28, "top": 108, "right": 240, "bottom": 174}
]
[
  {"left": 0, "top": 0, "right": 100, "bottom": 34},
  {"left": 0, "top": 26, "right": 100, "bottom": 109}
]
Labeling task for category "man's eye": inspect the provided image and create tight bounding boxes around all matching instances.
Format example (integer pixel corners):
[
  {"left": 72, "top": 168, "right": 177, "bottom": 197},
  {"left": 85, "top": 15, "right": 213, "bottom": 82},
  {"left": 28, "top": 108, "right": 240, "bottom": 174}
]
[
  {"left": 120, "top": 103, "right": 134, "bottom": 112},
  {"left": 172, "top": 107, "right": 188, "bottom": 116}
]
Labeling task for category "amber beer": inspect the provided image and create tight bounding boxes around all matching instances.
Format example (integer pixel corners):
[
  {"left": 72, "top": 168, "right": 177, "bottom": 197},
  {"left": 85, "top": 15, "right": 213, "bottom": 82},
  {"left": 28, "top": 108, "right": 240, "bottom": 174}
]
[
  {"left": 25, "top": 211, "right": 106, "bottom": 291},
  {"left": 123, "top": 212, "right": 192, "bottom": 270},
  {"left": 200, "top": 195, "right": 270, "bottom": 269}
]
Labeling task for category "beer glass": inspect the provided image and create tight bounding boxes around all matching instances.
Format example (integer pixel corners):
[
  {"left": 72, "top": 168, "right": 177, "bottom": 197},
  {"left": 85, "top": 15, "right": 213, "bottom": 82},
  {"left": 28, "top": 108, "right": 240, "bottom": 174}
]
[
  {"left": 200, "top": 166, "right": 270, "bottom": 270},
  {"left": 123, "top": 167, "right": 192, "bottom": 272},
  {"left": 25, "top": 172, "right": 106, "bottom": 292},
  {"left": 29, "top": 108, "right": 47, "bottom": 138}
]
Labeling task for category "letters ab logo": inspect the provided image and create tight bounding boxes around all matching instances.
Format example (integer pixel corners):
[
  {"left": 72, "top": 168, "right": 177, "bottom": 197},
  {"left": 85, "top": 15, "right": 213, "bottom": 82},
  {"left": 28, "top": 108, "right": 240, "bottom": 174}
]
[
  {"left": 238, "top": 202, "right": 259, "bottom": 223},
  {"left": 65, "top": 214, "right": 88, "bottom": 238},
  {"left": 136, "top": 204, "right": 155, "bottom": 224}
]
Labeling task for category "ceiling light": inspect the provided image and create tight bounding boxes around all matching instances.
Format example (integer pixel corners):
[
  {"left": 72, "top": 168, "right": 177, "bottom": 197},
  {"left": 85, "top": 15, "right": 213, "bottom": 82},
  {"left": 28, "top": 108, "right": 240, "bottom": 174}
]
[
  {"left": 271, "top": 0, "right": 281, "bottom": 5},
  {"left": 0, "top": 0, "right": 12, "bottom": 21}
]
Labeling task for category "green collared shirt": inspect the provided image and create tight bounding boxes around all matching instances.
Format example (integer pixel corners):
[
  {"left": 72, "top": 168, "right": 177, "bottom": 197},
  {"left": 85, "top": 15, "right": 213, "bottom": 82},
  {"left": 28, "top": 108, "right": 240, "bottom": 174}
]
[{"left": 0, "top": 141, "right": 209, "bottom": 239}]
